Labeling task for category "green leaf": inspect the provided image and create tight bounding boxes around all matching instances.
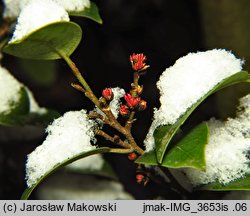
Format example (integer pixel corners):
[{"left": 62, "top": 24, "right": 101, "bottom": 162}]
[
  {"left": 136, "top": 151, "right": 158, "bottom": 165},
  {"left": 22, "top": 109, "right": 60, "bottom": 127},
  {"left": 161, "top": 123, "right": 208, "bottom": 170},
  {"left": 3, "top": 21, "right": 82, "bottom": 60},
  {"left": 66, "top": 157, "right": 117, "bottom": 180},
  {"left": 21, "top": 147, "right": 111, "bottom": 200},
  {"left": 69, "top": 2, "right": 103, "bottom": 24},
  {"left": 18, "top": 59, "right": 57, "bottom": 86},
  {"left": 136, "top": 123, "right": 209, "bottom": 171},
  {"left": 154, "top": 71, "right": 250, "bottom": 163},
  {"left": 199, "top": 174, "right": 250, "bottom": 191},
  {"left": 0, "top": 87, "right": 30, "bottom": 126}
]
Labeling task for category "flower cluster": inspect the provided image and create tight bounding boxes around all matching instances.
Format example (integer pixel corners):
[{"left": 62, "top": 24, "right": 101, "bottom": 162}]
[
  {"left": 130, "top": 53, "right": 149, "bottom": 72},
  {"left": 117, "top": 53, "right": 148, "bottom": 117}
]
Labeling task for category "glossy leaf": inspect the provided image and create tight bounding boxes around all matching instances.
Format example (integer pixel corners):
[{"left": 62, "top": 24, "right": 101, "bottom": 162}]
[
  {"left": 0, "top": 87, "right": 29, "bottom": 126},
  {"left": 69, "top": 2, "right": 103, "bottom": 24},
  {"left": 4, "top": 21, "right": 82, "bottom": 60},
  {"left": 135, "top": 150, "right": 158, "bottom": 165},
  {"left": 161, "top": 123, "right": 208, "bottom": 170},
  {"left": 136, "top": 123, "right": 208, "bottom": 171},
  {"left": 199, "top": 174, "right": 250, "bottom": 191},
  {"left": 154, "top": 71, "right": 250, "bottom": 163},
  {"left": 66, "top": 157, "right": 117, "bottom": 180},
  {"left": 21, "top": 147, "right": 111, "bottom": 200}
]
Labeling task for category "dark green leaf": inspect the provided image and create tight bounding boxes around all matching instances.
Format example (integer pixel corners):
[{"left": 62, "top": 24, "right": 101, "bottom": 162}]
[
  {"left": 136, "top": 123, "right": 208, "bottom": 171},
  {"left": 22, "top": 109, "right": 60, "bottom": 127},
  {"left": 161, "top": 123, "right": 208, "bottom": 170},
  {"left": 66, "top": 158, "right": 117, "bottom": 180},
  {"left": 21, "top": 147, "right": 111, "bottom": 200},
  {"left": 199, "top": 174, "right": 250, "bottom": 191},
  {"left": 155, "top": 71, "right": 250, "bottom": 163},
  {"left": 135, "top": 150, "right": 158, "bottom": 165},
  {"left": 0, "top": 87, "right": 29, "bottom": 126},
  {"left": 18, "top": 59, "right": 57, "bottom": 86},
  {"left": 69, "top": 2, "right": 103, "bottom": 24},
  {"left": 4, "top": 21, "right": 82, "bottom": 60}
]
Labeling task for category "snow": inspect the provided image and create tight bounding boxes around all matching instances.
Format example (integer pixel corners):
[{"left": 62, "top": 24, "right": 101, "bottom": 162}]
[
  {"left": 26, "top": 110, "right": 97, "bottom": 186},
  {"left": 184, "top": 94, "right": 250, "bottom": 185},
  {"left": 37, "top": 174, "right": 133, "bottom": 200},
  {"left": 3, "top": 0, "right": 29, "bottom": 18},
  {"left": 54, "top": 0, "right": 90, "bottom": 12},
  {"left": 0, "top": 65, "right": 23, "bottom": 113},
  {"left": 3, "top": 0, "right": 90, "bottom": 19},
  {"left": 144, "top": 49, "right": 243, "bottom": 152},
  {"left": 10, "top": 0, "right": 69, "bottom": 42},
  {"left": 95, "top": 87, "right": 125, "bottom": 119},
  {"left": 25, "top": 88, "right": 47, "bottom": 114}
]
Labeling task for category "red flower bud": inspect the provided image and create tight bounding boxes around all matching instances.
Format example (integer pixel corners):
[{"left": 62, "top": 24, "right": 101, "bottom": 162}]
[
  {"left": 119, "top": 105, "right": 130, "bottom": 117},
  {"left": 128, "top": 152, "right": 138, "bottom": 161},
  {"left": 124, "top": 93, "right": 140, "bottom": 109},
  {"left": 102, "top": 88, "right": 113, "bottom": 101},
  {"left": 137, "top": 100, "right": 147, "bottom": 111},
  {"left": 136, "top": 174, "right": 145, "bottom": 184},
  {"left": 130, "top": 53, "right": 149, "bottom": 71}
]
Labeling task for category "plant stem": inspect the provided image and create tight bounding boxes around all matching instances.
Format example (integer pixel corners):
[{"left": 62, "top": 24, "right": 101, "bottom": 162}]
[
  {"left": 133, "top": 72, "right": 140, "bottom": 90},
  {"left": 109, "top": 148, "right": 134, "bottom": 154},
  {"left": 59, "top": 52, "right": 145, "bottom": 155},
  {"left": 95, "top": 129, "right": 131, "bottom": 149},
  {"left": 125, "top": 72, "right": 140, "bottom": 129},
  {"left": 59, "top": 51, "right": 92, "bottom": 92},
  {"left": 125, "top": 111, "right": 135, "bottom": 130},
  {"left": 0, "top": 18, "right": 10, "bottom": 40}
]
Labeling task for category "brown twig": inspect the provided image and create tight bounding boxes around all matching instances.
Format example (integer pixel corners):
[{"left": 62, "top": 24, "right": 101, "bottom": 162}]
[
  {"left": 59, "top": 52, "right": 145, "bottom": 155},
  {"left": 0, "top": 18, "right": 11, "bottom": 40},
  {"left": 95, "top": 129, "right": 132, "bottom": 149},
  {"left": 71, "top": 83, "right": 86, "bottom": 93},
  {"left": 125, "top": 72, "right": 140, "bottom": 129}
]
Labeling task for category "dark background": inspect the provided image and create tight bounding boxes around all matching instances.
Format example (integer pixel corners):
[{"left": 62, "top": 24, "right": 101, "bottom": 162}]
[{"left": 0, "top": 0, "right": 250, "bottom": 199}]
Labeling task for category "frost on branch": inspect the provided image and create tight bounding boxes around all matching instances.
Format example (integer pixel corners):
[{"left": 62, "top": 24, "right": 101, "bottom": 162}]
[
  {"left": 184, "top": 94, "right": 250, "bottom": 186},
  {"left": 10, "top": 0, "right": 69, "bottom": 42},
  {"left": 109, "top": 87, "right": 126, "bottom": 118},
  {"left": 25, "top": 110, "right": 97, "bottom": 187},
  {"left": 0, "top": 65, "right": 23, "bottom": 113},
  {"left": 95, "top": 87, "right": 125, "bottom": 119},
  {"left": 144, "top": 49, "right": 243, "bottom": 152}
]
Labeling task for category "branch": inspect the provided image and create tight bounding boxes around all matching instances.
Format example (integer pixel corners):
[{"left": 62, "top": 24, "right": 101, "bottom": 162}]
[{"left": 95, "top": 129, "right": 131, "bottom": 149}]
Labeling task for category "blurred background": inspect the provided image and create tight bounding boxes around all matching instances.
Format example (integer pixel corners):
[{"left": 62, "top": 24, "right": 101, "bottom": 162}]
[{"left": 0, "top": 0, "right": 250, "bottom": 199}]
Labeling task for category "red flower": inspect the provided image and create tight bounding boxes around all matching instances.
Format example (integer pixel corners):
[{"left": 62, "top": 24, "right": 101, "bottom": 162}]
[
  {"left": 136, "top": 174, "right": 145, "bottom": 184},
  {"left": 128, "top": 152, "right": 138, "bottom": 161},
  {"left": 130, "top": 53, "right": 149, "bottom": 71},
  {"left": 124, "top": 93, "right": 140, "bottom": 108},
  {"left": 119, "top": 105, "right": 130, "bottom": 116},
  {"left": 102, "top": 88, "right": 113, "bottom": 101}
]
